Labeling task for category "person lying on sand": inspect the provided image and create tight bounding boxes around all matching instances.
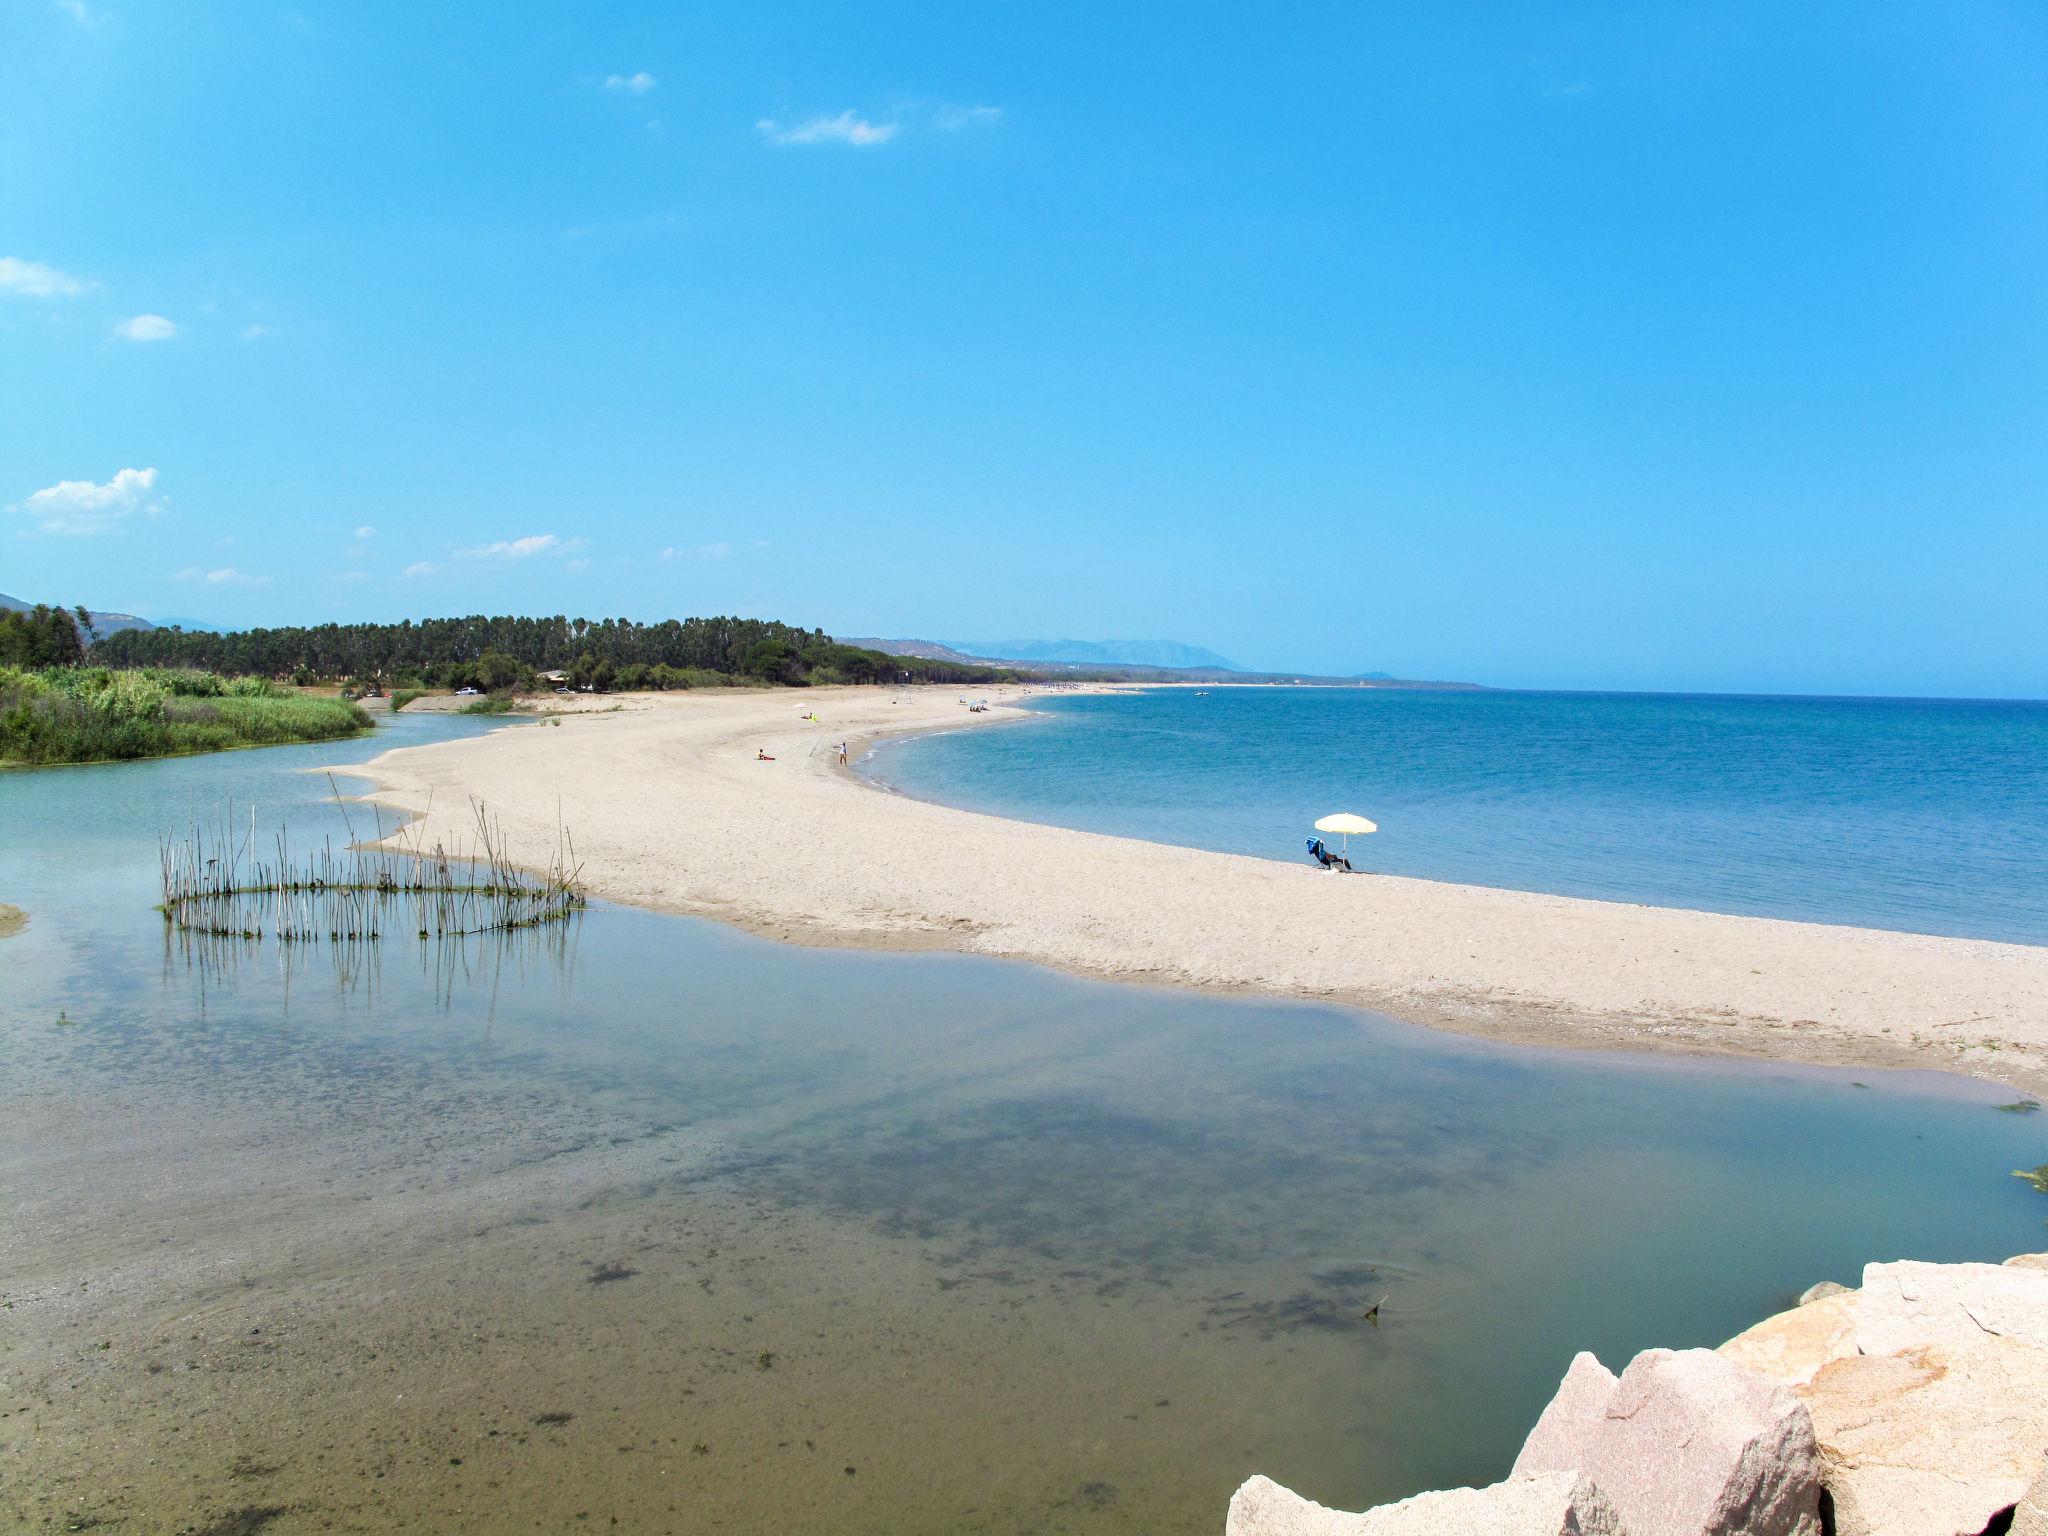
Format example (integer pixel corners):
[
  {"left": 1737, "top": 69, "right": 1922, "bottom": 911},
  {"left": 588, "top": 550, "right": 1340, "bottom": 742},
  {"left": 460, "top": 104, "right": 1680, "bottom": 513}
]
[
  {"left": 757, "top": 748, "right": 775, "bottom": 761},
  {"left": 1306, "top": 837, "right": 1355, "bottom": 873}
]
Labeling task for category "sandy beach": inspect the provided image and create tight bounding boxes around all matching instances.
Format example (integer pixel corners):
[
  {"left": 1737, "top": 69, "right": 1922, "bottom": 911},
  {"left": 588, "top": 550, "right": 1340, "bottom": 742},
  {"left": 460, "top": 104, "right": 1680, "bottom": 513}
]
[{"left": 336, "top": 687, "right": 2048, "bottom": 1094}]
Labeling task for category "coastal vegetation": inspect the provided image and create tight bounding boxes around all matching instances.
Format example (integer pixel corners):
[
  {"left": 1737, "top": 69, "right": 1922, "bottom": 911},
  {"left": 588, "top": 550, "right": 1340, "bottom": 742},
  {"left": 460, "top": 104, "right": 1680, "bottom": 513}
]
[
  {"left": 0, "top": 599, "right": 1019, "bottom": 763},
  {"left": 0, "top": 665, "right": 370, "bottom": 765},
  {"left": 93, "top": 612, "right": 1020, "bottom": 691},
  {"left": 0, "top": 602, "right": 89, "bottom": 668}
]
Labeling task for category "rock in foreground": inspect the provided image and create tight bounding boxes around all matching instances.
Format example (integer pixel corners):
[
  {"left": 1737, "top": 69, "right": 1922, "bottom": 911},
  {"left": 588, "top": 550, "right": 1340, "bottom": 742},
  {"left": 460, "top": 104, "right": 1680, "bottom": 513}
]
[
  {"left": 1511, "top": 1348, "right": 1820, "bottom": 1536},
  {"left": 1226, "top": 1471, "right": 1625, "bottom": 1535},
  {"left": 1228, "top": 1251, "right": 2048, "bottom": 1536},
  {"left": 1729, "top": 1254, "right": 2048, "bottom": 1536}
]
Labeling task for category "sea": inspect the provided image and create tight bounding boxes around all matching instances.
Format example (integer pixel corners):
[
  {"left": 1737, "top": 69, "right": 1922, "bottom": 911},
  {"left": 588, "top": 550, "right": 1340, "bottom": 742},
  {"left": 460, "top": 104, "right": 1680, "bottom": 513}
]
[
  {"left": 4, "top": 697, "right": 2045, "bottom": 1532},
  {"left": 865, "top": 687, "right": 2048, "bottom": 945}
]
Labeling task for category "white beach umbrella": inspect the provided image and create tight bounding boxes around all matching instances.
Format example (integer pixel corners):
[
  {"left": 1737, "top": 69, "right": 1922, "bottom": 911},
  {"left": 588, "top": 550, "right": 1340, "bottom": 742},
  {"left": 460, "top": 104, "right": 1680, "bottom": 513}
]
[{"left": 1313, "top": 812, "right": 1378, "bottom": 858}]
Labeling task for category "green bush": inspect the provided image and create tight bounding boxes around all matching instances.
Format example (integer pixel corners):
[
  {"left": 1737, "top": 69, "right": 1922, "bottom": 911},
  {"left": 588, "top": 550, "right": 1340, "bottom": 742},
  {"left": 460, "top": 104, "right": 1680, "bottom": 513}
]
[
  {"left": 0, "top": 665, "right": 370, "bottom": 765},
  {"left": 390, "top": 689, "right": 425, "bottom": 712}
]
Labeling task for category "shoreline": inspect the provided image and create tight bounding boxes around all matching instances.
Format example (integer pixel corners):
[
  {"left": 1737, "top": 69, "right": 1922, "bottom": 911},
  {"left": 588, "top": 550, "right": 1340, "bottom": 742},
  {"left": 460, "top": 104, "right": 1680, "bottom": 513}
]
[{"left": 328, "top": 685, "right": 2048, "bottom": 1096}]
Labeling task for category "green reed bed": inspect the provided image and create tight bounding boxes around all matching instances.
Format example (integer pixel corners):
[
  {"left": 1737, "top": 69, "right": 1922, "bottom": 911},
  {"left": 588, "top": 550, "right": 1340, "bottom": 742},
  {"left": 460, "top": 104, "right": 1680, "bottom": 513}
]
[
  {"left": 0, "top": 666, "right": 371, "bottom": 765},
  {"left": 159, "top": 794, "right": 584, "bottom": 943}
]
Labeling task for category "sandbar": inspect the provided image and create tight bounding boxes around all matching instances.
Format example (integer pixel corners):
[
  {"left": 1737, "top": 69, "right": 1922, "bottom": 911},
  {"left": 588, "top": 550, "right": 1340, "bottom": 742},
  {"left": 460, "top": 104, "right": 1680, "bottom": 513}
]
[{"left": 333, "top": 687, "right": 2048, "bottom": 1093}]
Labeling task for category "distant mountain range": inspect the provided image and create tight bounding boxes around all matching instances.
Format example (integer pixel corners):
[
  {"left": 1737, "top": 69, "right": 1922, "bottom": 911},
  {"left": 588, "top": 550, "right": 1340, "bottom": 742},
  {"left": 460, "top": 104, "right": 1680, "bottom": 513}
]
[
  {"left": 0, "top": 591, "right": 158, "bottom": 639},
  {"left": 949, "top": 638, "right": 1242, "bottom": 671},
  {"left": 836, "top": 635, "right": 1473, "bottom": 689},
  {"left": 0, "top": 592, "right": 219, "bottom": 638}
]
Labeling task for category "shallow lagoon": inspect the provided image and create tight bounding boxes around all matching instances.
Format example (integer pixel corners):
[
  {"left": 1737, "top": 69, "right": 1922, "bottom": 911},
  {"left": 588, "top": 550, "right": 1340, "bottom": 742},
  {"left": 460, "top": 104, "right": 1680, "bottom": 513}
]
[{"left": 3, "top": 714, "right": 2045, "bottom": 1532}]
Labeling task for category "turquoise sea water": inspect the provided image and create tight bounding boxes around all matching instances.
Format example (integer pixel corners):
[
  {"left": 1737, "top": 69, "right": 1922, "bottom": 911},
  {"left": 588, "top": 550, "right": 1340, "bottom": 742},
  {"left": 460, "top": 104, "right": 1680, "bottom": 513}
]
[
  {"left": 5, "top": 712, "right": 2047, "bottom": 1530},
  {"left": 866, "top": 688, "right": 2048, "bottom": 944}
]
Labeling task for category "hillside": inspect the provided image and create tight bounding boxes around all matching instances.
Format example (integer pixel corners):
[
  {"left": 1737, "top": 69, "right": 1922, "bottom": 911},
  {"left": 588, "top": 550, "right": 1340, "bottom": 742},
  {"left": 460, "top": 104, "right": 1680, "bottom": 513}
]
[
  {"left": 836, "top": 635, "right": 1479, "bottom": 689},
  {"left": 0, "top": 593, "right": 157, "bottom": 639},
  {"left": 949, "top": 638, "right": 1242, "bottom": 671}
]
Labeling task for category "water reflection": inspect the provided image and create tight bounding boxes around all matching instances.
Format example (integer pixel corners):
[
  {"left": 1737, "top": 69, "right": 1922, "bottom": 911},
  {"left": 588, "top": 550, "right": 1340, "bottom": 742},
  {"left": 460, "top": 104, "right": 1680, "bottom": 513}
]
[{"left": 163, "top": 905, "right": 587, "bottom": 1015}]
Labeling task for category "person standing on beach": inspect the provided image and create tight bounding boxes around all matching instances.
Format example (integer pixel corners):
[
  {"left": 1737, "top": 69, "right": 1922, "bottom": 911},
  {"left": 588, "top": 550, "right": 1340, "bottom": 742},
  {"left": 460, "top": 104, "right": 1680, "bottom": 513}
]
[{"left": 837, "top": 741, "right": 849, "bottom": 766}]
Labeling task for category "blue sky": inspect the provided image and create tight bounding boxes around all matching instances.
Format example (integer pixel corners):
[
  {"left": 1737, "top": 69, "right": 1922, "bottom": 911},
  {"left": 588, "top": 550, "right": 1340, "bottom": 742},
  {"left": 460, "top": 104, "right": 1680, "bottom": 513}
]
[{"left": 4, "top": 1, "right": 2044, "bottom": 695}]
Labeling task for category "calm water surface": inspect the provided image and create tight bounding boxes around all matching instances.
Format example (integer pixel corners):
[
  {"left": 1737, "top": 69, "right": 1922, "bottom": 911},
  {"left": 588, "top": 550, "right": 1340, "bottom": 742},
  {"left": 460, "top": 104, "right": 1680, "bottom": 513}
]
[
  {"left": 3, "top": 711, "right": 2046, "bottom": 1532},
  {"left": 867, "top": 688, "right": 2048, "bottom": 943}
]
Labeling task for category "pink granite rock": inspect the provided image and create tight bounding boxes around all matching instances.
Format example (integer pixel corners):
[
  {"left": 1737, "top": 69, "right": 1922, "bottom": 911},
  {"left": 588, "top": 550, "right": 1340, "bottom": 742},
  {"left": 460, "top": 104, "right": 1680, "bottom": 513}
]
[
  {"left": 1512, "top": 1348, "right": 1822, "bottom": 1536},
  {"left": 1799, "top": 1337, "right": 2048, "bottom": 1536},
  {"left": 1720, "top": 1292, "right": 1859, "bottom": 1389},
  {"left": 1799, "top": 1281, "right": 1853, "bottom": 1305},
  {"left": 1224, "top": 1471, "right": 1628, "bottom": 1535},
  {"left": 1855, "top": 1259, "right": 2048, "bottom": 1357},
  {"left": 2009, "top": 1455, "right": 2048, "bottom": 1536}
]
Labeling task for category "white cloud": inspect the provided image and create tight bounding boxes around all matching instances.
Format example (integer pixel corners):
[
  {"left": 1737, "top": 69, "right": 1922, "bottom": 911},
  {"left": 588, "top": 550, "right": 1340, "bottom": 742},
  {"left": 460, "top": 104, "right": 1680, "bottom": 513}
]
[
  {"left": 757, "top": 111, "right": 898, "bottom": 148},
  {"left": 0, "top": 256, "right": 93, "bottom": 299},
  {"left": 9, "top": 466, "right": 163, "bottom": 535},
  {"left": 241, "top": 323, "right": 272, "bottom": 340},
  {"left": 332, "top": 570, "right": 370, "bottom": 584},
  {"left": 659, "top": 541, "right": 732, "bottom": 561},
  {"left": 604, "top": 71, "right": 656, "bottom": 94},
  {"left": 402, "top": 561, "right": 443, "bottom": 578},
  {"left": 53, "top": 0, "right": 93, "bottom": 22},
  {"left": 564, "top": 557, "right": 591, "bottom": 573},
  {"left": 177, "top": 566, "right": 270, "bottom": 587},
  {"left": 353, "top": 525, "right": 377, "bottom": 541},
  {"left": 935, "top": 103, "right": 1002, "bottom": 131},
  {"left": 114, "top": 313, "right": 179, "bottom": 342},
  {"left": 458, "top": 533, "right": 587, "bottom": 560}
]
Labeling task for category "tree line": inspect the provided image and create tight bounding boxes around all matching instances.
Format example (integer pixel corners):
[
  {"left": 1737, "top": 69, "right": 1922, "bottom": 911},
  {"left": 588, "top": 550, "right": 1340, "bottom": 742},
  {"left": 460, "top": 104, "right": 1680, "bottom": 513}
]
[
  {"left": 90, "top": 612, "right": 1020, "bottom": 690},
  {"left": 0, "top": 604, "right": 89, "bottom": 668}
]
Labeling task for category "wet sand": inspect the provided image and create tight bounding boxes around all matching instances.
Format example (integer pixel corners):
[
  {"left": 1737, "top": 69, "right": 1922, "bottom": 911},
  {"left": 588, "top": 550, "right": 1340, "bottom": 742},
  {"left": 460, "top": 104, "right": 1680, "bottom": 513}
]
[
  {"left": 0, "top": 1052, "right": 1462, "bottom": 1534},
  {"left": 332, "top": 687, "right": 2048, "bottom": 1095}
]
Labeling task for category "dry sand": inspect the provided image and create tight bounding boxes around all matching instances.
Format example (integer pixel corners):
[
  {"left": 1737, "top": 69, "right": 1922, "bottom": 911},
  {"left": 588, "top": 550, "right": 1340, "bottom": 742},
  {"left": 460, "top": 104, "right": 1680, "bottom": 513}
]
[{"left": 334, "top": 687, "right": 2048, "bottom": 1094}]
